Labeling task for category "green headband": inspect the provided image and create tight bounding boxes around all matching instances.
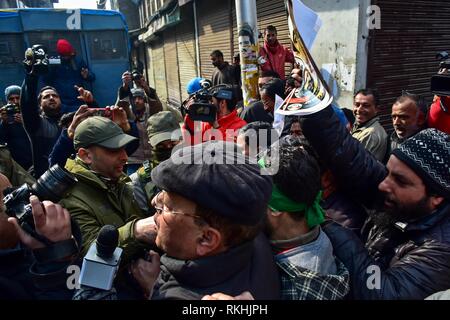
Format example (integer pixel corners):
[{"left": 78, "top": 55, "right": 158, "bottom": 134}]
[{"left": 259, "top": 157, "right": 325, "bottom": 228}]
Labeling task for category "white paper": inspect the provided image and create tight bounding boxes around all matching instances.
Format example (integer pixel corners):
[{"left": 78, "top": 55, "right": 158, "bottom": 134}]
[
  {"left": 273, "top": 94, "right": 285, "bottom": 135},
  {"left": 292, "top": 0, "right": 322, "bottom": 50}
]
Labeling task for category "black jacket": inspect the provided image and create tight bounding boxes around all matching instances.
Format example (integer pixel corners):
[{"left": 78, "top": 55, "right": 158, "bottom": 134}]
[
  {"left": 21, "top": 74, "right": 61, "bottom": 178},
  {"left": 0, "top": 121, "right": 33, "bottom": 170},
  {"left": 301, "top": 105, "right": 450, "bottom": 299},
  {"left": 152, "top": 234, "right": 280, "bottom": 300}
]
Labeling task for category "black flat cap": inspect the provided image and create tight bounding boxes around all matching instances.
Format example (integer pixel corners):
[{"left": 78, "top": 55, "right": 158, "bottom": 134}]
[{"left": 151, "top": 141, "right": 273, "bottom": 225}]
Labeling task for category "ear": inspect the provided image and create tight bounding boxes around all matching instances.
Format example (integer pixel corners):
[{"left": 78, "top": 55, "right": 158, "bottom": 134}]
[
  {"left": 430, "top": 195, "right": 445, "bottom": 211},
  {"left": 269, "top": 209, "right": 283, "bottom": 217},
  {"left": 219, "top": 100, "right": 228, "bottom": 113},
  {"left": 417, "top": 111, "right": 426, "bottom": 127},
  {"left": 78, "top": 147, "right": 93, "bottom": 165},
  {"left": 196, "top": 227, "right": 223, "bottom": 257}
]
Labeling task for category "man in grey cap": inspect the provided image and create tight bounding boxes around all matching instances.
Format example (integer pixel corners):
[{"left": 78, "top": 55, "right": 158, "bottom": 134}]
[
  {"left": 128, "top": 141, "right": 280, "bottom": 300},
  {"left": 59, "top": 116, "right": 155, "bottom": 267},
  {"left": 130, "top": 111, "right": 182, "bottom": 214},
  {"left": 126, "top": 88, "right": 156, "bottom": 175}
]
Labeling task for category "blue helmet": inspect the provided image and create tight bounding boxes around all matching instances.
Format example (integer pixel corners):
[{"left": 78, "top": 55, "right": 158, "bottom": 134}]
[{"left": 186, "top": 77, "right": 205, "bottom": 95}]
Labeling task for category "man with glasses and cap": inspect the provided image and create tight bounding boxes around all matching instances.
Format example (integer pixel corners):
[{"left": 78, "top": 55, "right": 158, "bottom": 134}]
[{"left": 127, "top": 141, "right": 280, "bottom": 300}]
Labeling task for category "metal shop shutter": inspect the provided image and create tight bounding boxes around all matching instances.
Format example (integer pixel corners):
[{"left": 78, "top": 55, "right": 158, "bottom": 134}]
[
  {"left": 176, "top": 3, "right": 198, "bottom": 101},
  {"left": 367, "top": 0, "right": 450, "bottom": 131},
  {"left": 164, "top": 30, "right": 181, "bottom": 107},
  {"left": 145, "top": 45, "right": 156, "bottom": 89},
  {"left": 197, "top": 0, "right": 233, "bottom": 80},
  {"left": 152, "top": 39, "right": 168, "bottom": 104}
]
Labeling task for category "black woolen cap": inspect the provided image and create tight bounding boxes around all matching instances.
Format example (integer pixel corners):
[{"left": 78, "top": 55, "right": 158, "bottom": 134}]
[{"left": 151, "top": 141, "right": 273, "bottom": 225}]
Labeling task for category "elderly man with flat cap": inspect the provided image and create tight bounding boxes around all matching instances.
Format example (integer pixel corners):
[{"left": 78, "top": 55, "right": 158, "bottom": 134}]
[
  {"left": 59, "top": 117, "right": 154, "bottom": 267},
  {"left": 127, "top": 141, "right": 280, "bottom": 300}
]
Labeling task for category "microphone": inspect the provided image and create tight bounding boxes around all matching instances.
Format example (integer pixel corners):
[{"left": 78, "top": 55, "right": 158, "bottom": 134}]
[{"left": 79, "top": 225, "right": 123, "bottom": 291}]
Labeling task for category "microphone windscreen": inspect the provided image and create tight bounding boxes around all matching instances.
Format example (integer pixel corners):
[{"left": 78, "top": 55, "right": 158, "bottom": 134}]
[{"left": 96, "top": 225, "right": 118, "bottom": 258}]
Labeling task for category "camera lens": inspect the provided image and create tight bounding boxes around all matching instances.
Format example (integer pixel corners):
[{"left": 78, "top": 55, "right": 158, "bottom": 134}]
[{"left": 31, "top": 164, "right": 78, "bottom": 203}]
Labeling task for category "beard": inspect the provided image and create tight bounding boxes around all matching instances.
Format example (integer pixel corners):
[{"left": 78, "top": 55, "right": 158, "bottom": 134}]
[{"left": 372, "top": 194, "right": 433, "bottom": 229}]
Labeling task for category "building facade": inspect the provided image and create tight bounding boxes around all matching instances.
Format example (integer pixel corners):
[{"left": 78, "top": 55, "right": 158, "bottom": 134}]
[{"left": 121, "top": 0, "right": 450, "bottom": 131}]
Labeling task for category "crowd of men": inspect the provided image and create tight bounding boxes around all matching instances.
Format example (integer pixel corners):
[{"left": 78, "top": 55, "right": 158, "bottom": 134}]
[{"left": 0, "top": 26, "right": 449, "bottom": 301}]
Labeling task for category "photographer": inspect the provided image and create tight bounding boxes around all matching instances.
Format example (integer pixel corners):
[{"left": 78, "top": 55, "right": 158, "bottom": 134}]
[
  {"left": 21, "top": 45, "right": 96, "bottom": 178},
  {"left": 117, "top": 71, "right": 162, "bottom": 117},
  {"left": 0, "top": 173, "right": 80, "bottom": 300},
  {"left": 182, "top": 86, "right": 247, "bottom": 145},
  {"left": 0, "top": 85, "right": 33, "bottom": 170},
  {"left": 42, "top": 39, "right": 95, "bottom": 114},
  {"left": 428, "top": 95, "right": 450, "bottom": 134},
  {"left": 429, "top": 65, "right": 450, "bottom": 134}
]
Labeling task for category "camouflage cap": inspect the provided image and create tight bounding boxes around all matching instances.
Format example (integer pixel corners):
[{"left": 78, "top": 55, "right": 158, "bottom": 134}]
[
  {"left": 74, "top": 116, "right": 137, "bottom": 150},
  {"left": 147, "top": 111, "right": 180, "bottom": 147}
]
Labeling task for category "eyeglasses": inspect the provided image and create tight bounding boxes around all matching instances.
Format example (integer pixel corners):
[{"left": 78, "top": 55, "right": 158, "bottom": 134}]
[{"left": 152, "top": 191, "right": 207, "bottom": 224}]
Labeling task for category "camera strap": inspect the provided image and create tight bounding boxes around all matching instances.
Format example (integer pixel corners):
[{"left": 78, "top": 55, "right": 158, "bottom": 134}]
[
  {"left": 32, "top": 217, "right": 82, "bottom": 264},
  {"left": 32, "top": 237, "right": 79, "bottom": 264}
]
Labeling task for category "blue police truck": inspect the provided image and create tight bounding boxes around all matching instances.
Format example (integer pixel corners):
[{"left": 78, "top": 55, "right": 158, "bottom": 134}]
[{"left": 0, "top": 8, "right": 130, "bottom": 107}]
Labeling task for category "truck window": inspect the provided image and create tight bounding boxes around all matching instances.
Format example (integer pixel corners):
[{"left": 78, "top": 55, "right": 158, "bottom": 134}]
[
  {"left": 0, "top": 34, "right": 24, "bottom": 65},
  {"left": 26, "top": 31, "right": 82, "bottom": 57},
  {"left": 87, "top": 30, "right": 127, "bottom": 61}
]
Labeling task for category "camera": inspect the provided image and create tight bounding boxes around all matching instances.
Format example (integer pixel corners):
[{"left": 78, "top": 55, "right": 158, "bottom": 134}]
[
  {"left": 90, "top": 107, "right": 114, "bottom": 120},
  {"left": 132, "top": 71, "right": 143, "bottom": 81},
  {"left": 189, "top": 88, "right": 216, "bottom": 122},
  {"left": 185, "top": 83, "right": 235, "bottom": 123},
  {"left": 431, "top": 51, "right": 450, "bottom": 96},
  {"left": 3, "top": 164, "right": 78, "bottom": 243},
  {"left": 0, "top": 103, "right": 20, "bottom": 125},
  {"left": 23, "top": 44, "right": 50, "bottom": 76}
]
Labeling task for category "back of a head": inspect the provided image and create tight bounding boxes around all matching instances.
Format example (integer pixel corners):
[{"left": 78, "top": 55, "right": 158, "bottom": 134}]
[
  {"left": 260, "top": 70, "right": 280, "bottom": 79},
  {"left": 261, "top": 78, "right": 285, "bottom": 100},
  {"left": 271, "top": 144, "right": 321, "bottom": 207},
  {"left": 239, "top": 121, "right": 278, "bottom": 154},
  {"left": 56, "top": 39, "right": 75, "bottom": 57}
]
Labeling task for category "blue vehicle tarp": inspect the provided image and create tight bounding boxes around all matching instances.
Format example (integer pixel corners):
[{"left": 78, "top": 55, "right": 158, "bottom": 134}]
[{"left": 0, "top": 8, "right": 130, "bottom": 107}]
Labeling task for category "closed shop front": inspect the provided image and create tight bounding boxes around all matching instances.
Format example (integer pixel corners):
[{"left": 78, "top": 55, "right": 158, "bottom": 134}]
[
  {"left": 197, "top": 0, "right": 233, "bottom": 79},
  {"left": 164, "top": 30, "right": 181, "bottom": 106},
  {"left": 176, "top": 3, "right": 198, "bottom": 101},
  {"left": 367, "top": 0, "right": 450, "bottom": 130},
  {"left": 151, "top": 39, "right": 168, "bottom": 103}
]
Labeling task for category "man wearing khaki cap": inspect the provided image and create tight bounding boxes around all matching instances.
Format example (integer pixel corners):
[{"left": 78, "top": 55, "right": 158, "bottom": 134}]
[
  {"left": 59, "top": 117, "right": 154, "bottom": 268},
  {"left": 130, "top": 111, "right": 182, "bottom": 215}
]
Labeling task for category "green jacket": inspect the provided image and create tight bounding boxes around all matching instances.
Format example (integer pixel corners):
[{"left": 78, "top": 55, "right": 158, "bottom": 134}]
[
  {"left": 0, "top": 145, "right": 35, "bottom": 187},
  {"left": 60, "top": 158, "right": 148, "bottom": 265}
]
